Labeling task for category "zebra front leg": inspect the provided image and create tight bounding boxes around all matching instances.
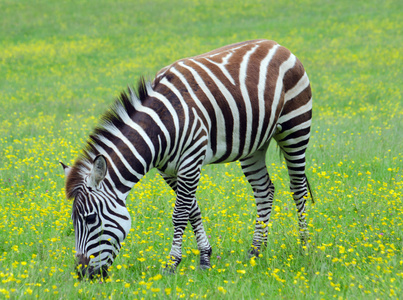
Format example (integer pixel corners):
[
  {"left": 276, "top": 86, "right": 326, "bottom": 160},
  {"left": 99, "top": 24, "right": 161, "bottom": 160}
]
[
  {"left": 164, "top": 200, "right": 212, "bottom": 273},
  {"left": 163, "top": 198, "right": 189, "bottom": 274},
  {"left": 160, "top": 172, "right": 211, "bottom": 270},
  {"left": 240, "top": 150, "right": 274, "bottom": 258},
  {"left": 189, "top": 197, "right": 212, "bottom": 269},
  {"left": 160, "top": 173, "right": 182, "bottom": 273},
  {"left": 163, "top": 168, "right": 206, "bottom": 274}
]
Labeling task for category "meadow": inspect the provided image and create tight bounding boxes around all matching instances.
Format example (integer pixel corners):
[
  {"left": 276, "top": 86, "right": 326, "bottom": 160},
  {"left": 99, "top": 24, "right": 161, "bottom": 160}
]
[{"left": 0, "top": 0, "right": 402, "bottom": 298}]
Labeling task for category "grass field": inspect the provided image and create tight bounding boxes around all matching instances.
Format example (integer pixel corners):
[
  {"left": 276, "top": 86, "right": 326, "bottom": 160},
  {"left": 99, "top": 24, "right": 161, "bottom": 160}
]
[{"left": 1, "top": 0, "right": 402, "bottom": 298}]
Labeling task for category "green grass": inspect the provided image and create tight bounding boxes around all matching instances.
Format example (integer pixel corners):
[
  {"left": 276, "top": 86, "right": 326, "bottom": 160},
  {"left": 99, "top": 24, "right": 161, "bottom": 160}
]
[{"left": 1, "top": 0, "right": 402, "bottom": 298}]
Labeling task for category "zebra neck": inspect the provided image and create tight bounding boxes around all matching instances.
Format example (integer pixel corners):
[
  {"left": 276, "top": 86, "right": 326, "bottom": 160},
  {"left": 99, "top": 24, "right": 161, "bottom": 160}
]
[{"left": 93, "top": 119, "right": 164, "bottom": 198}]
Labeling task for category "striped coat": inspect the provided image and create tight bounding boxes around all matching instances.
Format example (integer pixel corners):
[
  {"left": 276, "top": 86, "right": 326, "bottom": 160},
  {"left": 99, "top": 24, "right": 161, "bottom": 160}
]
[{"left": 63, "top": 39, "right": 312, "bottom": 278}]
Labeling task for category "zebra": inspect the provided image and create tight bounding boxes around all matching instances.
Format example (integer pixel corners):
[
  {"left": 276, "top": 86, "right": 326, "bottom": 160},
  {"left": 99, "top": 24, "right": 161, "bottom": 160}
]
[{"left": 61, "top": 39, "right": 313, "bottom": 279}]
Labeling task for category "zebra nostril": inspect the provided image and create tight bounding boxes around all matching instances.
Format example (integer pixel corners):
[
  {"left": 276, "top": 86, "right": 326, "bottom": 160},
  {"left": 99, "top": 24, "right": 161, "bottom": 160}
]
[{"left": 75, "top": 253, "right": 90, "bottom": 267}]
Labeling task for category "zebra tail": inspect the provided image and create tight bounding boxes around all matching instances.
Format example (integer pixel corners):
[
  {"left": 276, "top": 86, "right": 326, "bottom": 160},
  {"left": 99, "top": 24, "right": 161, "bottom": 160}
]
[
  {"left": 306, "top": 176, "right": 314, "bottom": 204},
  {"left": 276, "top": 144, "right": 284, "bottom": 162}
]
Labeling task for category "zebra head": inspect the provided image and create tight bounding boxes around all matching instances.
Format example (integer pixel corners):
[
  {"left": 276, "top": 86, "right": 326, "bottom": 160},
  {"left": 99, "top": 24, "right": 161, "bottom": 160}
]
[{"left": 61, "top": 155, "right": 131, "bottom": 280}]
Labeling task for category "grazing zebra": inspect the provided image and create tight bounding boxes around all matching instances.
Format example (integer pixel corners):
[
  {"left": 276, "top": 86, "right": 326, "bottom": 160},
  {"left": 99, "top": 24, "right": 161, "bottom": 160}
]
[{"left": 61, "top": 39, "right": 313, "bottom": 279}]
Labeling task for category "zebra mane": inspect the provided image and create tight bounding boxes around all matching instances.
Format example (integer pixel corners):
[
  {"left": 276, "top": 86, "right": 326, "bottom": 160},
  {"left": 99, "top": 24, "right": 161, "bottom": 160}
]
[{"left": 65, "top": 77, "right": 150, "bottom": 199}]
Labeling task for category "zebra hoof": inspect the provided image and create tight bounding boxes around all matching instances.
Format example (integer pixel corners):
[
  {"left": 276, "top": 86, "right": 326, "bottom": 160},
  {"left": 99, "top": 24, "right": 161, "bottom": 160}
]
[
  {"left": 198, "top": 263, "right": 211, "bottom": 271},
  {"left": 162, "top": 257, "right": 180, "bottom": 275},
  {"left": 299, "top": 242, "right": 310, "bottom": 255},
  {"left": 161, "top": 265, "right": 176, "bottom": 275},
  {"left": 247, "top": 247, "right": 260, "bottom": 259},
  {"left": 199, "top": 247, "right": 212, "bottom": 270}
]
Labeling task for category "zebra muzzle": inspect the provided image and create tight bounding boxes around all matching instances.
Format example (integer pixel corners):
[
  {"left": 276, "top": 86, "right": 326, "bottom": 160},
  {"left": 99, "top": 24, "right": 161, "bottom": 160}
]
[
  {"left": 75, "top": 254, "right": 108, "bottom": 280},
  {"left": 75, "top": 253, "right": 90, "bottom": 280},
  {"left": 77, "top": 266, "right": 109, "bottom": 280}
]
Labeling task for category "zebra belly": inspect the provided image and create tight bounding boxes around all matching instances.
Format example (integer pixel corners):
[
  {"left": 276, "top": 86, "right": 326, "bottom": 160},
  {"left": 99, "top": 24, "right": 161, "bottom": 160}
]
[{"left": 203, "top": 118, "right": 277, "bottom": 166}]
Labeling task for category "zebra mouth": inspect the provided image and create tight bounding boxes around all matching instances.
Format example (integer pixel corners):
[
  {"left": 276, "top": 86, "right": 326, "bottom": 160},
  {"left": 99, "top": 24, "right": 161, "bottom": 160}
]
[
  {"left": 77, "top": 264, "right": 109, "bottom": 280},
  {"left": 76, "top": 254, "right": 109, "bottom": 280},
  {"left": 75, "top": 249, "right": 117, "bottom": 280}
]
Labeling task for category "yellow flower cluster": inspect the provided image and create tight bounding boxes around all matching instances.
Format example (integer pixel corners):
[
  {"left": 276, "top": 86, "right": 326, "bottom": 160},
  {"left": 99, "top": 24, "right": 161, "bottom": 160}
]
[{"left": 1, "top": 0, "right": 402, "bottom": 298}]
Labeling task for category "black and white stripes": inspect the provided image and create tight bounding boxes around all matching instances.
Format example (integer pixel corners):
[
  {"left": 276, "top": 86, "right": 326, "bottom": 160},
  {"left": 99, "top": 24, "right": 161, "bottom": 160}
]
[{"left": 62, "top": 39, "right": 313, "bottom": 278}]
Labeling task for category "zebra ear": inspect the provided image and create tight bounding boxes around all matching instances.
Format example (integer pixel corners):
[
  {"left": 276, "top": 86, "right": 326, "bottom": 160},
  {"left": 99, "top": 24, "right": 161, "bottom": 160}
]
[
  {"left": 60, "top": 162, "right": 72, "bottom": 177},
  {"left": 89, "top": 155, "right": 107, "bottom": 189}
]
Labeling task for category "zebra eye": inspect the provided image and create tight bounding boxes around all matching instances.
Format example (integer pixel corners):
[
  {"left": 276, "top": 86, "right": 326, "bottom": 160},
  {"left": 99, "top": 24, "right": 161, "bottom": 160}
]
[{"left": 85, "top": 214, "right": 97, "bottom": 224}]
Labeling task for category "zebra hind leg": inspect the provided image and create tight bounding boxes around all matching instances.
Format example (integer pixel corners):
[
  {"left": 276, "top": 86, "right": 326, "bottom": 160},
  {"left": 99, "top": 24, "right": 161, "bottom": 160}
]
[
  {"left": 278, "top": 148, "right": 311, "bottom": 246},
  {"left": 240, "top": 149, "right": 274, "bottom": 258}
]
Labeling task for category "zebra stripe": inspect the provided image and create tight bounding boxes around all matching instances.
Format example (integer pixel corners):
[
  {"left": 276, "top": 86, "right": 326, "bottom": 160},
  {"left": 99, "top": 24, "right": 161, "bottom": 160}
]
[{"left": 62, "top": 39, "right": 313, "bottom": 278}]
